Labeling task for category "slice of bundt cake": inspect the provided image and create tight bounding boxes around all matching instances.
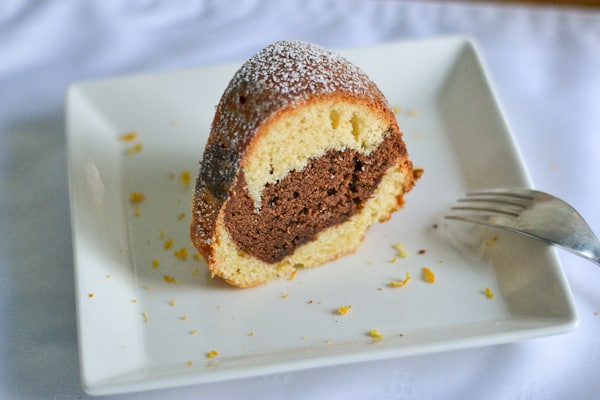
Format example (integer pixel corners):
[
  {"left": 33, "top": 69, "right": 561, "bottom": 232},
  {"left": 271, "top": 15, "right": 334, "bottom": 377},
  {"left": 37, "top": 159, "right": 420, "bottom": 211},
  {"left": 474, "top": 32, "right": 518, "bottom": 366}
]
[{"left": 191, "top": 40, "right": 420, "bottom": 287}]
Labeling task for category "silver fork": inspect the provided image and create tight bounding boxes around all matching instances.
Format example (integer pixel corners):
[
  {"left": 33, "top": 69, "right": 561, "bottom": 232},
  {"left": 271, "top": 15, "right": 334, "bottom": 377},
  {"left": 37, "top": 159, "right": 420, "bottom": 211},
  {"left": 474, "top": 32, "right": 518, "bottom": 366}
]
[{"left": 445, "top": 188, "right": 600, "bottom": 266}]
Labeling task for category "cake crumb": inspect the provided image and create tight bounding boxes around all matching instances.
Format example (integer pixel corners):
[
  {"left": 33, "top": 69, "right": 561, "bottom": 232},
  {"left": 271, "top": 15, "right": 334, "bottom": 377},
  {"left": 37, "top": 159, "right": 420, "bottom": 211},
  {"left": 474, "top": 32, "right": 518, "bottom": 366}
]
[
  {"left": 337, "top": 305, "right": 352, "bottom": 315},
  {"left": 145, "top": 285, "right": 153, "bottom": 291},
  {"left": 389, "top": 256, "right": 397, "bottom": 264},
  {"left": 192, "top": 268, "right": 200, "bottom": 276},
  {"left": 143, "top": 311, "right": 149, "bottom": 323},
  {"left": 248, "top": 331, "right": 255, "bottom": 336},
  {"left": 191, "top": 329, "right": 198, "bottom": 335},
  {"left": 393, "top": 243, "right": 409, "bottom": 258},
  {"left": 181, "top": 315, "right": 188, "bottom": 321},
  {"left": 418, "top": 249, "right": 426, "bottom": 255},
  {"left": 130, "top": 298, "right": 137, "bottom": 303},
  {"left": 129, "top": 192, "right": 145, "bottom": 204},
  {"left": 152, "top": 259, "right": 160, "bottom": 269},
  {"left": 389, "top": 271, "right": 411, "bottom": 288},
  {"left": 163, "top": 275, "right": 178, "bottom": 284},
  {"left": 186, "top": 360, "right": 193, "bottom": 367},
  {"left": 88, "top": 293, "right": 94, "bottom": 298},
  {"left": 288, "top": 270, "right": 297, "bottom": 281},
  {"left": 422, "top": 267, "right": 435, "bottom": 283},
  {"left": 169, "top": 298, "right": 176, "bottom": 306},
  {"left": 164, "top": 238, "right": 174, "bottom": 250},
  {"left": 174, "top": 247, "right": 188, "bottom": 260},
  {"left": 485, "top": 236, "right": 498, "bottom": 247},
  {"left": 126, "top": 143, "right": 143, "bottom": 155},
  {"left": 120, "top": 131, "right": 138, "bottom": 142},
  {"left": 281, "top": 293, "right": 289, "bottom": 299},
  {"left": 368, "top": 329, "right": 384, "bottom": 340},
  {"left": 177, "top": 212, "right": 186, "bottom": 221},
  {"left": 206, "top": 350, "right": 219, "bottom": 358},
  {"left": 180, "top": 170, "right": 191, "bottom": 186},
  {"left": 484, "top": 288, "right": 495, "bottom": 299}
]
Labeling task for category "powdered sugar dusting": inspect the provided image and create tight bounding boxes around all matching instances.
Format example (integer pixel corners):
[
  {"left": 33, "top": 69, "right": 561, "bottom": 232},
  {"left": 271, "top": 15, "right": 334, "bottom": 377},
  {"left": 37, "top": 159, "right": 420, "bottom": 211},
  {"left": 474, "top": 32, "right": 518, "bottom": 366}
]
[{"left": 227, "top": 40, "right": 378, "bottom": 109}]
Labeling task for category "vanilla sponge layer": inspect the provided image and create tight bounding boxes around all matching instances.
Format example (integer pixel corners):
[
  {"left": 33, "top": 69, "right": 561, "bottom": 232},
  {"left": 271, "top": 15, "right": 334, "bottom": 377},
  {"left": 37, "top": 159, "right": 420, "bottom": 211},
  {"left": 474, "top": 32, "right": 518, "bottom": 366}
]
[{"left": 242, "top": 98, "right": 390, "bottom": 208}]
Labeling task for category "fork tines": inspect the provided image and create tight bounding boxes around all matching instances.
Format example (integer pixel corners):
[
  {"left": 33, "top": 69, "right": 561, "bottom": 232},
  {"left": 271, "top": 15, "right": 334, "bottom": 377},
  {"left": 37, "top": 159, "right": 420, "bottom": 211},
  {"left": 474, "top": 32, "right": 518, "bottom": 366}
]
[{"left": 448, "top": 190, "right": 533, "bottom": 218}]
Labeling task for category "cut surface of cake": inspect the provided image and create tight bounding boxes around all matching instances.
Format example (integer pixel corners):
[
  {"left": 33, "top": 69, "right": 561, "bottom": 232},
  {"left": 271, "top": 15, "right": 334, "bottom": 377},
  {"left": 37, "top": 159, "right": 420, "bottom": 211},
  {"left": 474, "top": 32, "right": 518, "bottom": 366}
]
[{"left": 191, "top": 40, "right": 420, "bottom": 287}]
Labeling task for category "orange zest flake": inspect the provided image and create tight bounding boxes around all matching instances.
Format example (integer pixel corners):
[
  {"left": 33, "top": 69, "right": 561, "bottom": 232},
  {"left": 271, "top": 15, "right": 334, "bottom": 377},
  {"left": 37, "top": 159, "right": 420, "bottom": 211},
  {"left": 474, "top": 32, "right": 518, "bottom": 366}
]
[
  {"left": 129, "top": 192, "right": 145, "bottom": 204},
  {"left": 120, "top": 131, "right": 138, "bottom": 142},
  {"left": 484, "top": 287, "right": 495, "bottom": 299},
  {"left": 389, "top": 271, "right": 411, "bottom": 288},
  {"left": 174, "top": 247, "right": 188, "bottom": 260},
  {"left": 422, "top": 267, "right": 435, "bottom": 283},
  {"left": 206, "top": 350, "right": 219, "bottom": 359},
  {"left": 163, "top": 238, "right": 174, "bottom": 250},
  {"left": 337, "top": 305, "right": 352, "bottom": 315},
  {"left": 180, "top": 170, "right": 191, "bottom": 186},
  {"left": 126, "top": 142, "right": 143, "bottom": 155},
  {"left": 163, "top": 274, "right": 178, "bottom": 284}
]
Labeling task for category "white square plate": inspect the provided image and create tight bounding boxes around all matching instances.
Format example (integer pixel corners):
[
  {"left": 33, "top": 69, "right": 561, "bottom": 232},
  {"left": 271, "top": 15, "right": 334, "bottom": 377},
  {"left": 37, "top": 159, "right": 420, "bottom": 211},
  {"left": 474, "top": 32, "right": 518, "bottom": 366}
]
[{"left": 67, "top": 36, "right": 577, "bottom": 395}]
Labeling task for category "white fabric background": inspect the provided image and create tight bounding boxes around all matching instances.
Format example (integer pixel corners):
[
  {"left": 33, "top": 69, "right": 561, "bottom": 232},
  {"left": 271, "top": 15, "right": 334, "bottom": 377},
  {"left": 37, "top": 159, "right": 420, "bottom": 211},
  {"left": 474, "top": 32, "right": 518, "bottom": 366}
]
[{"left": 1, "top": 1, "right": 599, "bottom": 399}]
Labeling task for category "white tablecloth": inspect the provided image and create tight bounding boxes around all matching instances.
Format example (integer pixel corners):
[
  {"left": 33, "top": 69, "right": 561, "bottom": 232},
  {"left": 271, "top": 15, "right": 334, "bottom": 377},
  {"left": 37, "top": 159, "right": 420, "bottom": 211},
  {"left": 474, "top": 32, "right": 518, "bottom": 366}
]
[{"left": 1, "top": 1, "right": 599, "bottom": 399}]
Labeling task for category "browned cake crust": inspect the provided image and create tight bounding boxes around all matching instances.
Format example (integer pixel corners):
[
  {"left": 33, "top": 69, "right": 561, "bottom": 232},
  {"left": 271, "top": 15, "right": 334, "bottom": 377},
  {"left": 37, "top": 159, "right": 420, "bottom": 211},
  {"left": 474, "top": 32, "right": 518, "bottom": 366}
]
[{"left": 191, "top": 40, "right": 419, "bottom": 287}]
